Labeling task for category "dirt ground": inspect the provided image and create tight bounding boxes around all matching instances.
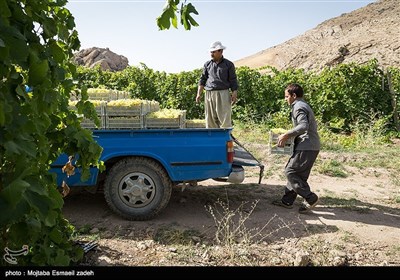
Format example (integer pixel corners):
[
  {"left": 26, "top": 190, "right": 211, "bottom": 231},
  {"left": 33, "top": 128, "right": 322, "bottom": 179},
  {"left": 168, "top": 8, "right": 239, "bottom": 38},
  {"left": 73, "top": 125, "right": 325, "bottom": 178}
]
[{"left": 63, "top": 149, "right": 400, "bottom": 267}]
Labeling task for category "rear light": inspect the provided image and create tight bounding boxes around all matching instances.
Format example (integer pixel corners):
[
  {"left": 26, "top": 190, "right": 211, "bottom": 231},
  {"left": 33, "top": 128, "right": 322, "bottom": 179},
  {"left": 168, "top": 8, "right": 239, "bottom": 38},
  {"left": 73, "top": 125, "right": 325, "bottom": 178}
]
[{"left": 227, "top": 140, "right": 234, "bottom": 163}]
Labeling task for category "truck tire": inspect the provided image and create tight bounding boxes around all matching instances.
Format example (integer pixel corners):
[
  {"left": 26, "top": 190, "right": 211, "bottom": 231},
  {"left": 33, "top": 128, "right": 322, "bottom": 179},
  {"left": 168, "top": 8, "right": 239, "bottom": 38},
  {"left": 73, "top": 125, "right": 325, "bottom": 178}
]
[{"left": 104, "top": 157, "right": 173, "bottom": 221}]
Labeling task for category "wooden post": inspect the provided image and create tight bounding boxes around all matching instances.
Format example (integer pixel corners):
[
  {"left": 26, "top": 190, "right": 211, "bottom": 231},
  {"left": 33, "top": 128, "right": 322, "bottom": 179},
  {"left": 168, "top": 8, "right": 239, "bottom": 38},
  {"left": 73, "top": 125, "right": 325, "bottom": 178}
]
[{"left": 387, "top": 71, "right": 400, "bottom": 132}]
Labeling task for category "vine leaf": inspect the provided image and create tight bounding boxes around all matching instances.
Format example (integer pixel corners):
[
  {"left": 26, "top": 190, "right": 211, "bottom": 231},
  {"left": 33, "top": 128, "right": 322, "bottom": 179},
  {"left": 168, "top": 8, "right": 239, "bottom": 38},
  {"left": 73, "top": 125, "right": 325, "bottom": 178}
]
[
  {"left": 1, "top": 178, "right": 29, "bottom": 207},
  {"left": 180, "top": 3, "right": 199, "bottom": 30},
  {"left": 156, "top": 0, "right": 179, "bottom": 30},
  {"left": 29, "top": 59, "right": 49, "bottom": 85},
  {"left": 157, "top": 0, "right": 199, "bottom": 30}
]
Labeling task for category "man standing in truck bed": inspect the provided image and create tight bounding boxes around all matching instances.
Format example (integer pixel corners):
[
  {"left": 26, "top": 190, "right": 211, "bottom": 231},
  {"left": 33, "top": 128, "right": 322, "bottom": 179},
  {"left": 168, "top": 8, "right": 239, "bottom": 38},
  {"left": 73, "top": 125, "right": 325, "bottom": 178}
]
[{"left": 196, "top": 41, "right": 238, "bottom": 128}]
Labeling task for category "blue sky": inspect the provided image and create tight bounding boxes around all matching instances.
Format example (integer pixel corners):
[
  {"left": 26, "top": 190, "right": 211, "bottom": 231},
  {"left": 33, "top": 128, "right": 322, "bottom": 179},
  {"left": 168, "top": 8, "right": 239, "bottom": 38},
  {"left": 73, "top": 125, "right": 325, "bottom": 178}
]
[{"left": 67, "top": 0, "right": 376, "bottom": 73}]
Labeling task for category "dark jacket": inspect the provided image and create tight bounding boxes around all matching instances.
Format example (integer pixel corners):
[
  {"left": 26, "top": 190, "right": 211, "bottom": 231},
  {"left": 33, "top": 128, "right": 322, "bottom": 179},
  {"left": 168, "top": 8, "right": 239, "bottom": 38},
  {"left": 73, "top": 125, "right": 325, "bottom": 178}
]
[{"left": 199, "top": 57, "right": 238, "bottom": 91}]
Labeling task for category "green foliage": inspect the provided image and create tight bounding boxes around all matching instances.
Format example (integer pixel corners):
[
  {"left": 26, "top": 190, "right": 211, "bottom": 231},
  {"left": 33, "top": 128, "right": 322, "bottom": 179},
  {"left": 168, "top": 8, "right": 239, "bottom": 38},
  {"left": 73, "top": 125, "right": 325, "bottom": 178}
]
[
  {"left": 318, "top": 110, "right": 392, "bottom": 151},
  {"left": 161, "top": 69, "right": 203, "bottom": 117},
  {"left": 318, "top": 124, "right": 354, "bottom": 151},
  {"left": 1, "top": 0, "right": 102, "bottom": 265},
  {"left": 75, "top": 60, "right": 400, "bottom": 137},
  {"left": 180, "top": 3, "right": 199, "bottom": 30},
  {"left": 157, "top": 0, "right": 199, "bottom": 30},
  {"left": 308, "top": 60, "right": 391, "bottom": 132},
  {"left": 349, "top": 111, "right": 392, "bottom": 148}
]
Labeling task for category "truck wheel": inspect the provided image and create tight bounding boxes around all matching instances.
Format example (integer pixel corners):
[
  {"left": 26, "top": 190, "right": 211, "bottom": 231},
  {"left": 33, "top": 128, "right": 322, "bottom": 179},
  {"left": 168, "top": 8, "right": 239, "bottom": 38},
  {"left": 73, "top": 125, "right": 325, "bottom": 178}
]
[{"left": 104, "top": 157, "right": 172, "bottom": 221}]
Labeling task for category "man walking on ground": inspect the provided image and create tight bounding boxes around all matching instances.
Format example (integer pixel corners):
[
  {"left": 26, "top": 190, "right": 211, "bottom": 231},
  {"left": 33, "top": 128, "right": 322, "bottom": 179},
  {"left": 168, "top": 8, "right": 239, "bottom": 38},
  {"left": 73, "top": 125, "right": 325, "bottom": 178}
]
[{"left": 273, "top": 83, "right": 320, "bottom": 213}]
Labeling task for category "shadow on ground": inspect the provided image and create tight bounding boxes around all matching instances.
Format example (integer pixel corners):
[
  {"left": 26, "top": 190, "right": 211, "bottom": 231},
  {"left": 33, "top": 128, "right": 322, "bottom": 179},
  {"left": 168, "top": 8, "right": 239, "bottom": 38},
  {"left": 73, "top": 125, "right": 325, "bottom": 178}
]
[{"left": 62, "top": 180, "right": 400, "bottom": 247}]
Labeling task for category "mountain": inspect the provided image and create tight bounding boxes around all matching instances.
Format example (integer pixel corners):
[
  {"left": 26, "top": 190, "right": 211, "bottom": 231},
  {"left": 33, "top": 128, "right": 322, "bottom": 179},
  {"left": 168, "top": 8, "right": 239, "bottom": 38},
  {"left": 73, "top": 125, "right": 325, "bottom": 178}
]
[
  {"left": 235, "top": 0, "right": 400, "bottom": 71},
  {"left": 73, "top": 47, "right": 129, "bottom": 72}
]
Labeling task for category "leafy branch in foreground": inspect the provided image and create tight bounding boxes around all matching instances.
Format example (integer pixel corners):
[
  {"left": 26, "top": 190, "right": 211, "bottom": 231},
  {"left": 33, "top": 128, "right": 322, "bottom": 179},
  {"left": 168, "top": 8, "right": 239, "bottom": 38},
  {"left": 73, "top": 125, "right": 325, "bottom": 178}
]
[
  {"left": 157, "top": 0, "right": 199, "bottom": 30},
  {"left": 1, "top": 0, "right": 102, "bottom": 265}
]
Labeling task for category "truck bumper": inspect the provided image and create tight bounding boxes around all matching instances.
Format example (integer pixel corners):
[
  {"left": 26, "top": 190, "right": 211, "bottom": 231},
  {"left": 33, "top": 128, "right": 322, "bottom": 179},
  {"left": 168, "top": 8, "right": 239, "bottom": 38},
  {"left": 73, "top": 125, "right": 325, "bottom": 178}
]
[{"left": 227, "top": 165, "right": 245, "bottom": 184}]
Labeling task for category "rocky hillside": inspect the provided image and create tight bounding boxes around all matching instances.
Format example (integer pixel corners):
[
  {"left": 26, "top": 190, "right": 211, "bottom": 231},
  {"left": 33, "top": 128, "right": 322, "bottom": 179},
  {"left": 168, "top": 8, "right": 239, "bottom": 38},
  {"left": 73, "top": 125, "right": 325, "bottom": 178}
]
[
  {"left": 235, "top": 0, "right": 400, "bottom": 71},
  {"left": 73, "top": 47, "right": 129, "bottom": 72}
]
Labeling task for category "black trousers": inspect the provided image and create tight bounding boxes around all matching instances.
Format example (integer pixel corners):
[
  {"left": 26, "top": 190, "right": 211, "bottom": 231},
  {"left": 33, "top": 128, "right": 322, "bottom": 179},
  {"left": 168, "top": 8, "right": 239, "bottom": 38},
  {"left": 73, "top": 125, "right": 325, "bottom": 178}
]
[{"left": 282, "top": 150, "right": 319, "bottom": 205}]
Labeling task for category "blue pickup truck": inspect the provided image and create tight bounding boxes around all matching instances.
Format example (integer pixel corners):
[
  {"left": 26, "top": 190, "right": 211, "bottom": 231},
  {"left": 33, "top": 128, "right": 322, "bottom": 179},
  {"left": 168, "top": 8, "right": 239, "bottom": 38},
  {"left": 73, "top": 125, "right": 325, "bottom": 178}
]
[{"left": 50, "top": 128, "right": 263, "bottom": 220}]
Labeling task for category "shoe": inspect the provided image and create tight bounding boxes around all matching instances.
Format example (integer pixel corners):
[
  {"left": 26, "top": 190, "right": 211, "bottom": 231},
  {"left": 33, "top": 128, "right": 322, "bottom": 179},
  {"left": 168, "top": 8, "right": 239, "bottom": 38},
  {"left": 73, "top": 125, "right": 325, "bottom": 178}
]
[
  {"left": 298, "top": 198, "right": 319, "bottom": 213},
  {"left": 272, "top": 199, "right": 293, "bottom": 209}
]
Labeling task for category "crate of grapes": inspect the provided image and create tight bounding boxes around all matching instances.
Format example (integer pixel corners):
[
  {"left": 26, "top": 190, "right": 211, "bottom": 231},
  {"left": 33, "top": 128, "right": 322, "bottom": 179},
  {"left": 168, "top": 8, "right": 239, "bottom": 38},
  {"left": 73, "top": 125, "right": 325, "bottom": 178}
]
[
  {"left": 144, "top": 109, "right": 186, "bottom": 129},
  {"left": 269, "top": 129, "right": 294, "bottom": 155},
  {"left": 105, "top": 99, "right": 143, "bottom": 117},
  {"left": 106, "top": 116, "right": 144, "bottom": 129}
]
